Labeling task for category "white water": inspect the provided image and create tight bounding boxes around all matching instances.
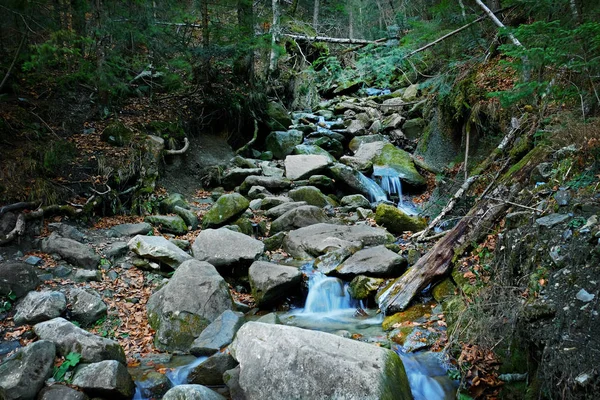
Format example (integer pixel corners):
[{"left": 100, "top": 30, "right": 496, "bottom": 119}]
[
  {"left": 372, "top": 166, "right": 421, "bottom": 216},
  {"left": 303, "top": 272, "right": 357, "bottom": 313},
  {"left": 165, "top": 356, "right": 207, "bottom": 386},
  {"left": 357, "top": 172, "right": 388, "bottom": 203}
]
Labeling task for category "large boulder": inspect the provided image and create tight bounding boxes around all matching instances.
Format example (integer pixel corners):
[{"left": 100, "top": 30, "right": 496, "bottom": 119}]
[
  {"left": 270, "top": 205, "right": 329, "bottom": 234},
  {"left": 265, "top": 130, "right": 303, "bottom": 159},
  {"left": 288, "top": 186, "right": 337, "bottom": 208},
  {"left": 239, "top": 176, "right": 291, "bottom": 195},
  {"left": 34, "top": 318, "right": 126, "bottom": 364},
  {"left": 293, "top": 144, "right": 336, "bottom": 163},
  {"left": 13, "top": 290, "right": 67, "bottom": 325},
  {"left": 71, "top": 360, "right": 135, "bottom": 400},
  {"left": 190, "top": 310, "right": 245, "bottom": 356},
  {"left": 283, "top": 223, "right": 393, "bottom": 259},
  {"left": 147, "top": 260, "right": 233, "bottom": 351},
  {"left": 266, "top": 101, "right": 292, "bottom": 131},
  {"left": 162, "top": 385, "right": 226, "bottom": 400},
  {"left": 335, "top": 245, "right": 407, "bottom": 278},
  {"left": 329, "top": 163, "right": 388, "bottom": 202},
  {"left": 191, "top": 229, "right": 264, "bottom": 271},
  {"left": 373, "top": 143, "right": 426, "bottom": 188},
  {"left": 144, "top": 215, "right": 188, "bottom": 235},
  {"left": 222, "top": 168, "right": 262, "bottom": 190},
  {"left": 0, "top": 262, "right": 40, "bottom": 298},
  {"left": 375, "top": 204, "right": 427, "bottom": 234},
  {"left": 202, "top": 194, "right": 249, "bottom": 228},
  {"left": 341, "top": 194, "right": 372, "bottom": 210},
  {"left": 68, "top": 289, "right": 107, "bottom": 327},
  {"left": 265, "top": 201, "right": 307, "bottom": 219},
  {"left": 284, "top": 155, "right": 331, "bottom": 180},
  {"left": 0, "top": 340, "right": 56, "bottom": 400},
  {"left": 128, "top": 235, "right": 192, "bottom": 269},
  {"left": 248, "top": 261, "right": 302, "bottom": 307},
  {"left": 188, "top": 352, "right": 238, "bottom": 386},
  {"left": 42, "top": 232, "right": 100, "bottom": 269},
  {"left": 230, "top": 322, "right": 412, "bottom": 400}
]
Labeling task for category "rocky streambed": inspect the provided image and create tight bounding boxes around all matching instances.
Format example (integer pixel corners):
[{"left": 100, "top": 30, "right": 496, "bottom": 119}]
[{"left": 0, "top": 87, "right": 461, "bottom": 399}]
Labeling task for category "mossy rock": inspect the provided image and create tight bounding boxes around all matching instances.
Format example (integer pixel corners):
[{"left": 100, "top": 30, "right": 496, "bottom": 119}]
[
  {"left": 233, "top": 217, "right": 254, "bottom": 236},
  {"left": 375, "top": 204, "right": 426, "bottom": 234},
  {"left": 373, "top": 143, "right": 426, "bottom": 188},
  {"left": 202, "top": 193, "right": 250, "bottom": 228},
  {"left": 144, "top": 215, "right": 188, "bottom": 235},
  {"left": 265, "top": 130, "right": 303, "bottom": 159},
  {"left": 382, "top": 303, "right": 432, "bottom": 331},
  {"left": 264, "top": 232, "right": 287, "bottom": 251},
  {"left": 293, "top": 144, "right": 336, "bottom": 162},
  {"left": 308, "top": 175, "right": 335, "bottom": 192},
  {"left": 348, "top": 135, "right": 387, "bottom": 153},
  {"left": 348, "top": 275, "right": 384, "bottom": 300},
  {"left": 450, "top": 266, "right": 478, "bottom": 296},
  {"left": 402, "top": 118, "right": 425, "bottom": 140},
  {"left": 160, "top": 193, "right": 189, "bottom": 213},
  {"left": 101, "top": 121, "right": 134, "bottom": 147},
  {"left": 442, "top": 296, "right": 466, "bottom": 328},
  {"left": 432, "top": 278, "right": 456, "bottom": 302},
  {"left": 146, "top": 121, "right": 185, "bottom": 139},
  {"left": 266, "top": 101, "right": 292, "bottom": 131},
  {"left": 288, "top": 186, "right": 337, "bottom": 208}
]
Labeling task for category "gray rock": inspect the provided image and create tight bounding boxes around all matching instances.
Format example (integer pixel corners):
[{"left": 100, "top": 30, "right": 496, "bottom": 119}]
[
  {"left": 72, "top": 360, "right": 135, "bottom": 400},
  {"left": 341, "top": 194, "right": 371, "bottom": 210},
  {"left": 293, "top": 144, "right": 336, "bottom": 163},
  {"left": 335, "top": 245, "right": 407, "bottom": 278},
  {"left": 162, "top": 385, "right": 226, "bottom": 400},
  {"left": 223, "top": 366, "right": 245, "bottom": 400},
  {"left": 71, "top": 269, "right": 102, "bottom": 282},
  {"left": 339, "top": 154, "right": 373, "bottom": 173},
  {"left": 42, "top": 232, "right": 100, "bottom": 269},
  {"left": 104, "top": 242, "right": 129, "bottom": 261},
  {"left": 346, "top": 119, "right": 366, "bottom": 136},
  {"left": 259, "top": 162, "right": 285, "bottom": 178},
  {"left": 249, "top": 262, "right": 302, "bottom": 306},
  {"left": 554, "top": 189, "right": 571, "bottom": 206},
  {"left": 133, "top": 371, "right": 171, "bottom": 399},
  {"left": 0, "top": 261, "right": 40, "bottom": 298},
  {"left": 13, "top": 291, "right": 67, "bottom": 326},
  {"left": 69, "top": 289, "right": 107, "bottom": 326},
  {"left": 108, "top": 223, "right": 153, "bottom": 237},
  {"left": 230, "top": 322, "right": 412, "bottom": 400},
  {"left": 536, "top": 213, "right": 570, "bottom": 228},
  {"left": 48, "top": 223, "right": 87, "bottom": 243},
  {"left": 147, "top": 260, "right": 233, "bottom": 351},
  {"left": 255, "top": 313, "right": 281, "bottom": 324},
  {"left": 0, "top": 340, "right": 56, "bottom": 400},
  {"left": 283, "top": 223, "right": 393, "bottom": 259},
  {"left": 270, "top": 205, "right": 329, "bottom": 234},
  {"left": 159, "top": 193, "right": 189, "bottom": 213},
  {"left": 188, "top": 352, "right": 238, "bottom": 385},
  {"left": 145, "top": 215, "right": 188, "bottom": 235},
  {"left": 202, "top": 194, "right": 250, "bottom": 229},
  {"left": 265, "top": 130, "right": 303, "bottom": 159},
  {"left": 174, "top": 206, "right": 199, "bottom": 230},
  {"left": 382, "top": 113, "right": 405, "bottom": 130},
  {"left": 314, "top": 247, "right": 356, "bottom": 274},
  {"left": 576, "top": 288, "right": 595, "bottom": 302},
  {"left": 190, "top": 310, "right": 245, "bottom": 356},
  {"left": 288, "top": 186, "right": 337, "bottom": 208},
  {"left": 38, "top": 384, "right": 89, "bottom": 400},
  {"left": 239, "top": 176, "right": 291, "bottom": 195},
  {"left": 284, "top": 155, "right": 330, "bottom": 180},
  {"left": 191, "top": 229, "right": 264, "bottom": 270},
  {"left": 128, "top": 235, "right": 192, "bottom": 269},
  {"left": 265, "top": 201, "right": 307, "bottom": 219},
  {"left": 222, "top": 168, "right": 262, "bottom": 190},
  {"left": 24, "top": 255, "right": 43, "bottom": 266},
  {"left": 259, "top": 196, "right": 292, "bottom": 210},
  {"left": 348, "top": 135, "right": 387, "bottom": 153},
  {"left": 263, "top": 232, "right": 287, "bottom": 252},
  {"left": 34, "top": 317, "right": 126, "bottom": 363},
  {"left": 247, "top": 186, "right": 271, "bottom": 200}
]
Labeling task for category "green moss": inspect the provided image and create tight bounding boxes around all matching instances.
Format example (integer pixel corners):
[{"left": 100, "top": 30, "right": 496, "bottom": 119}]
[
  {"left": 380, "top": 352, "right": 413, "bottom": 400},
  {"left": 144, "top": 215, "right": 188, "bottom": 235},
  {"left": 101, "top": 121, "right": 134, "bottom": 147},
  {"left": 375, "top": 204, "right": 427, "bottom": 234},
  {"left": 432, "top": 278, "right": 456, "bottom": 302},
  {"left": 349, "top": 276, "right": 384, "bottom": 300},
  {"left": 382, "top": 303, "right": 432, "bottom": 330},
  {"left": 202, "top": 193, "right": 250, "bottom": 228},
  {"left": 288, "top": 186, "right": 337, "bottom": 207},
  {"left": 374, "top": 143, "right": 426, "bottom": 187}
]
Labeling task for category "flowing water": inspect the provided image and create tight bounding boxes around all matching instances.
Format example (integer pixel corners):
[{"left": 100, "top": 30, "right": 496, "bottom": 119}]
[
  {"left": 372, "top": 165, "right": 421, "bottom": 216},
  {"left": 357, "top": 172, "right": 389, "bottom": 203}
]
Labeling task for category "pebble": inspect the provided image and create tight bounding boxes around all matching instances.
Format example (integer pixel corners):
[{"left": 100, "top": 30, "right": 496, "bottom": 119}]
[
  {"left": 24, "top": 256, "right": 43, "bottom": 266},
  {"left": 575, "top": 288, "right": 595, "bottom": 303}
]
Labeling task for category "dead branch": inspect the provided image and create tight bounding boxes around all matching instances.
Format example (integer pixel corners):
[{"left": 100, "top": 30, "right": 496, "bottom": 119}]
[
  {"left": 0, "top": 213, "right": 26, "bottom": 246},
  {"left": 0, "top": 201, "right": 39, "bottom": 217},
  {"left": 164, "top": 137, "right": 190, "bottom": 155},
  {"left": 282, "top": 33, "right": 380, "bottom": 45}
]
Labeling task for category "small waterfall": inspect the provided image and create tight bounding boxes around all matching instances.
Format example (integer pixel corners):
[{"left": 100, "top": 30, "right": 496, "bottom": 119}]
[
  {"left": 357, "top": 172, "right": 388, "bottom": 203},
  {"left": 165, "top": 356, "right": 207, "bottom": 386},
  {"left": 374, "top": 166, "right": 405, "bottom": 208},
  {"left": 303, "top": 272, "right": 358, "bottom": 313}
]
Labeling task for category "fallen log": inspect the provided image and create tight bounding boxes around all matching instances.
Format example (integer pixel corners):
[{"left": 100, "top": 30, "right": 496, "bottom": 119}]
[
  {"left": 282, "top": 34, "right": 381, "bottom": 45},
  {"left": 378, "top": 144, "right": 551, "bottom": 314}
]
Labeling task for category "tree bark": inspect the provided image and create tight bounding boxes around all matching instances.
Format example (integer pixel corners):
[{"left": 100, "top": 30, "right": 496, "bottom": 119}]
[
  {"left": 473, "top": 0, "right": 523, "bottom": 48},
  {"left": 313, "top": 0, "right": 319, "bottom": 32},
  {"left": 283, "top": 34, "right": 377, "bottom": 45},
  {"left": 268, "top": 0, "right": 281, "bottom": 76}
]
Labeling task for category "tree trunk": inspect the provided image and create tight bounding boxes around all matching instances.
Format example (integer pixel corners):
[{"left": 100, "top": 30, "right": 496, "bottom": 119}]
[
  {"left": 237, "top": 0, "right": 254, "bottom": 82},
  {"left": 348, "top": 4, "right": 353, "bottom": 39},
  {"left": 473, "top": 0, "right": 522, "bottom": 48},
  {"left": 283, "top": 34, "right": 377, "bottom": 45},
  {"left": 313, "top": 0, "right": 319, "bottom": 32},
  {"left": 268, "top": 0, "right": 281, "bottom": 76}
]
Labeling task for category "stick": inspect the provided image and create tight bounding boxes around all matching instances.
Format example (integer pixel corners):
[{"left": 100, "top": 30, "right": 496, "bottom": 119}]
[
  {"left": 485, "top": 197, "right": 540, "bottom": 212},
  {"left": 164, "top": 137, "right": 190, "bottom": 155},
  {"left": 0, "top": 33, "right": 26, "bottom": 93}
]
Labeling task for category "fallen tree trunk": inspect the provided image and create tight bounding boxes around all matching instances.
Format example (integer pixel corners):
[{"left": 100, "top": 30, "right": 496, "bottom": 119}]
[
  {"left": 378, "top": 144, "right": 550, "bottom": 314},
  {"left": 282, "top": 34, "right": 380, "bottom": 45}
]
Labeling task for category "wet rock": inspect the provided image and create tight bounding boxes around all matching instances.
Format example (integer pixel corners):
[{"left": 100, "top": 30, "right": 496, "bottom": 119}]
[
  {"left": 249, "top": 261, "right": 302, "bottom": 307},
  {"left": 72, "top": 360, "right": 135, "bottom": 400},
  {"left": 230, "top": 322, "right": 412, "bottom": 400},
  {"left": 284, "top": 155, "right": 330, "bottom": 180},
  {"left": 128, "top": 235, "right": 192, "bottom": 269},
  {"left": 314, "top": 247, "right": 355, "bottom": 274},
  {"left": 349, "top": 275, "right": 385, "bottom": 300},
  {"left": 34, "top": 317, "right": 126, "bottom": 363},
  {"left": 536, "top": 213, "right": 570, "bottom": 228},
  {"left": 13, "top": 290, "right": 66, "bottom": 325},
  {"left": 191, "top": 228, "right": 264, "bottom": 271},
  {"left": 147, "top": 260, "right": 233, "bottom": 351},
  {"left": 42, "top": 232, "right": 100, "bottom": 269},
  {"left": 256, "top": 313, "right": 281, "bottom": 324},
  {"left": 132, "top": 371, "right": 171, "bottom": 399},
  {"left": 0, "top": 340, "right": 55, "bottom": 400},
  {"left": 382, "top": 304, "right": 432, "bottom": 331},
  {"left": 335, "top": 245, "right": 407, "bottom": 278},
  {"left": 222, "top": 168, "right": 262, "bottom": 190},
  {"left": 145, "top": 215, "right": 188, "bottom": 235},
  {"left": 188, "top": 352, "right": 238, "bottom": 386},
  {"left": 266, "top": 101, "right": 292, "bottom": 131},
  {"left": 0, "top": 261, "right": 40, "bottom": 298},
  {"left": 270, "top": 205, "right": 329, "bottom": 234},
  {"left": 373, "top": 143, "right": 426, "bottom": 188},
  {"left": 341, "top": 194, "right": 371, "bottom": 210},
  {"left": 37, "top": 384, "right": 89, "bottom": 400},
  {"left": 432, "top": 278, "right": 456, "bottom": 302},
  {"left": 68, "top": 289, "right": 107, "bottom": 326},
  {"left": 284, "top": 223, "right": 393, "bottom": 259},
  {"left": 402, "top": 327, "right": 441, "bottom": 352},
  {"left": 162, "top": 385, "right": 226, "bottom": 400},
  {"left": 375, "top": 204, "right": 427, "bottom": 234},
  {"left": 202, "top": 194, "right": 250, "bottom": 229},
  {"left": 190, "top": 310, "right": 245, "bottom": 356},
  {"left": 329, "top": 163, "right": 386, "bottom": 201},
  {"left": 293, "top": 144, "right": 336, "bottom": 162},
  {"left": 239, "top": 176, "right": 291, "bottom": 195},
  {"left": 265, "top": 130, "right": 303, "bottom": 159},
  {"left": 107, "top": 223, "right": 153, "bottom": 237}
]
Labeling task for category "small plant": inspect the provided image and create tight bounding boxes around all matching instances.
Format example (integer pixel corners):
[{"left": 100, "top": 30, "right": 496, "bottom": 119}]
[
  {"left": 53, "top": 352, "right": 81, "bottom": 382},
  {"left": 0, "top": 291, "right": 17, "bottom": 313}
]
